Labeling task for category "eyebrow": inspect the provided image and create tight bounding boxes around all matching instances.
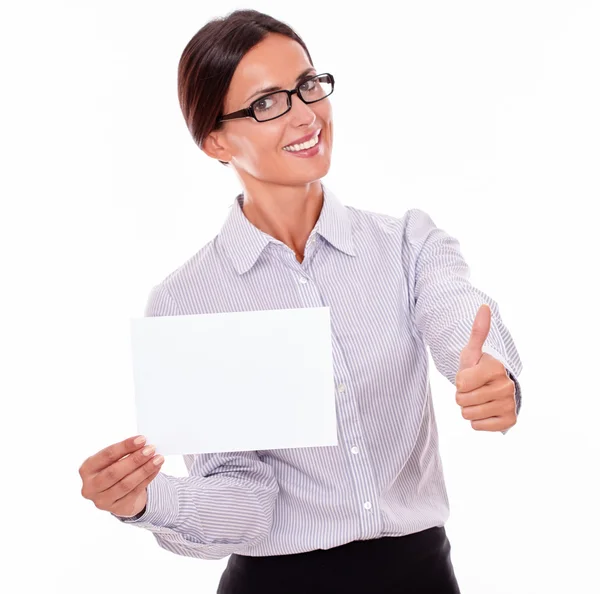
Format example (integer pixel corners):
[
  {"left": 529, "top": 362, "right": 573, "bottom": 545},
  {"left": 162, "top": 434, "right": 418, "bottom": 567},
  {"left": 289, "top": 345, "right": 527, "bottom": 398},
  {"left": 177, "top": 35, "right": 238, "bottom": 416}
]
[{"left": 244, "top": 68, "right": 317, "bottom": 104}]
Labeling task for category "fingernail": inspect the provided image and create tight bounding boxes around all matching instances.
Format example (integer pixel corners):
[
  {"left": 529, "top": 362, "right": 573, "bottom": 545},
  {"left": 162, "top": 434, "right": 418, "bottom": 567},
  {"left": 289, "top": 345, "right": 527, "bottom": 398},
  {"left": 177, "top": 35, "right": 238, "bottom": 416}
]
[
  {"left": 153, "top": 455, "right": 164, "bottom": 465},
  {"left": 142, "top": 445, "right": 156, "bottom": 456},
  {"left": 134, "top": 436, "right": 146, "bottom": 445}
]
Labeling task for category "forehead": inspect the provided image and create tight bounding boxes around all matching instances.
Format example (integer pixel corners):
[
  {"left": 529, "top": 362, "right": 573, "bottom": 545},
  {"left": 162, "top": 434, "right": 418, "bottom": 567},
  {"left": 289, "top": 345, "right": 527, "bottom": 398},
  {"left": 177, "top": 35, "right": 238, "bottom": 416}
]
[{"left": 226, "top": 33, "right": 313, "bottom": 108}]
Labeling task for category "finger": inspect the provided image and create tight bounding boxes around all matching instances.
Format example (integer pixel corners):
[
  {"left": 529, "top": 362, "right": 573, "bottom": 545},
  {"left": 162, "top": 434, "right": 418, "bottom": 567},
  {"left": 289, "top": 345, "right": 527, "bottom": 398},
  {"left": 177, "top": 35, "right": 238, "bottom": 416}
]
[
  {"left": 459, "top": 354, "right": 508, "bottom": 393},
  {"left": 458, "top": 304, "right": 491, "bottom": 372},
  {"left": 456, "top": 364, "right": 493, "bottom": 393},
  {"left": 470, "top": 416, "right": 506, "bottom": 431},
  {"left": 112, "top": 466, "right": 162, "bottom": 509},
  {"left": 98, "top": 455, "right": 165, "bottom": 507},
  {"left": 460, "top": 399, "right": 504, "bottom": 421},
  {"left": 79, "top": 435, "right": 147, "bottom": 478},
  {"left": 90, "top": 442, "right": 159, "bottom": 493}
]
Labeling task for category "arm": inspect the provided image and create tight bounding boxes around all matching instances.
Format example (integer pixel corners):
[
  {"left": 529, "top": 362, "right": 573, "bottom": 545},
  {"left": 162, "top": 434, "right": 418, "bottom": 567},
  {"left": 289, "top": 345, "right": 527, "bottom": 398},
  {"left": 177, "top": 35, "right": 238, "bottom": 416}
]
[
  {"left": 112, "top": 283, "right": 280, "bottom": 559},
  {"left": 112, "top": 449, "right": 280, "bottom": 560},
  {"left": 404, "top": 209, "right": 523, "bottom": 427}
]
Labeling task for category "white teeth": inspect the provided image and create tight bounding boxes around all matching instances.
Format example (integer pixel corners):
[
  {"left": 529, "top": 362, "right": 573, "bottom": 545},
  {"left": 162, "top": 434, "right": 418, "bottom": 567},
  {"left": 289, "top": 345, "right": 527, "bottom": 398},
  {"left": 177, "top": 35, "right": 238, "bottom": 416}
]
[{"left": 283, "top": 131, "right": 320, "bottom": 152}]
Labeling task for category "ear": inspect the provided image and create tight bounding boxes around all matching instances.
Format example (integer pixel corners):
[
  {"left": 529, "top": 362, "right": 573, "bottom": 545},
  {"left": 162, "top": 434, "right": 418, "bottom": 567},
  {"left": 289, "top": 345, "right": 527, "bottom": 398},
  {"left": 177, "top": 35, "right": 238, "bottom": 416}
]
[{"left": 201, "top": 131, "right": 232, "bottom": 163}]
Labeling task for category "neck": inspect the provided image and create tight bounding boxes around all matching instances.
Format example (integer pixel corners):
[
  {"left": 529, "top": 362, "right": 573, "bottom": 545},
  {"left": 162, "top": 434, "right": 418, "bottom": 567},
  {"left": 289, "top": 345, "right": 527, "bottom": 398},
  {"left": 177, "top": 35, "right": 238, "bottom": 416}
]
[{"left": 240, "top": 180, "right": 324, "bottom": 259}]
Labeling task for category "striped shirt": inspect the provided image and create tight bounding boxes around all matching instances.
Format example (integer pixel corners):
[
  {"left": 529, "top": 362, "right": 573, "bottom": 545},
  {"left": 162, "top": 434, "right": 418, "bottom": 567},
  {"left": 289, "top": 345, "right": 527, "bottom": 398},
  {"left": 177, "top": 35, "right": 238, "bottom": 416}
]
[{"left": 114, "top": 182, "right": 522, "bottom": 560}]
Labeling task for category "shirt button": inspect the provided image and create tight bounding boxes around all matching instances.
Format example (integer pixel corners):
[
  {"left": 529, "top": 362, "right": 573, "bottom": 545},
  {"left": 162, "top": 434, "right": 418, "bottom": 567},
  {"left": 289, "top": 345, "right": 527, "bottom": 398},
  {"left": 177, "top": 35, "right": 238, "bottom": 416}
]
[
  {"left": 351, "top": 446, "right": 359, "bottom": 455},
  {"left": 299, "top": 277, "right": 308, "bottom": 284},
  {"left": 338, "top": 384, "right": 346, "bottom": 393},
  {"left": 364, "top": 501, "right": 372, "bottom": 510}
]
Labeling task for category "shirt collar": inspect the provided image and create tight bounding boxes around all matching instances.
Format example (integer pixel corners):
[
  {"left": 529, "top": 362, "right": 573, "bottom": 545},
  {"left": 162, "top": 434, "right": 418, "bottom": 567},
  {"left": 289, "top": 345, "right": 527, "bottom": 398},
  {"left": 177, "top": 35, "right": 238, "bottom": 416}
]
[{"left": 218, "top": 182, "right": 356, "bottom": 275}]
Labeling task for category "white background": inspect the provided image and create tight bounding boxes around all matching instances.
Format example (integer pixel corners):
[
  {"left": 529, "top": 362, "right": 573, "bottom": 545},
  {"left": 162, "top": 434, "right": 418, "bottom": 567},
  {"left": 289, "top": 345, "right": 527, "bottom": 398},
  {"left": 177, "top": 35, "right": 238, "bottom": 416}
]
[{"left": 2, "top": 1, "right": 599, "bottom": 592}]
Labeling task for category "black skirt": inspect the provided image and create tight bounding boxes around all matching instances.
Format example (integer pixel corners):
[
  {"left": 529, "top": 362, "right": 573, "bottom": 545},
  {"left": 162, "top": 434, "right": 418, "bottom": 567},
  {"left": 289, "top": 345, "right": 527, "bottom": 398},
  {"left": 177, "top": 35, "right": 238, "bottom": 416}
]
[{"left": 217, "top": 525, "right": 461, "bottom": 594}]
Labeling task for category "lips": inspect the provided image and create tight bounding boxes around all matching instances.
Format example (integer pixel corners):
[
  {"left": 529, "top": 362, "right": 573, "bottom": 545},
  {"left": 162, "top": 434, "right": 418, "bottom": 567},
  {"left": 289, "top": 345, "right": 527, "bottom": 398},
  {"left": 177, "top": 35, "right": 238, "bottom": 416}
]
[{"left": 283, "top": 129, "right": 321, "bottom": 149}]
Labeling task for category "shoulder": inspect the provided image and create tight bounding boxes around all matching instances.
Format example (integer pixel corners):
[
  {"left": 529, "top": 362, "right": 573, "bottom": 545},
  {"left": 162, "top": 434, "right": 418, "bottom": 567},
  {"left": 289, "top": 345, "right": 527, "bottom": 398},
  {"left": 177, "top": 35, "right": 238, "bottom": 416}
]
[
  {"left": 144, "top": 236, "right": 221, "bottom": 316},
  {"left": 346, "top": 202, "right": 436, "bottom": 242}
]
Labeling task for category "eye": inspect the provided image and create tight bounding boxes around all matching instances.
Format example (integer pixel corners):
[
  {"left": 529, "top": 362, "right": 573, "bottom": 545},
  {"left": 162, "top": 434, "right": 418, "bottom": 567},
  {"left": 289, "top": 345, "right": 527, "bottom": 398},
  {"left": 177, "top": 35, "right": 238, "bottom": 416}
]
[
  {"left": 299, "top": 78, "right": 316, "bottom": 92},
  {"left": 255, "top": 96, "right": 275, "bottom": 112}
]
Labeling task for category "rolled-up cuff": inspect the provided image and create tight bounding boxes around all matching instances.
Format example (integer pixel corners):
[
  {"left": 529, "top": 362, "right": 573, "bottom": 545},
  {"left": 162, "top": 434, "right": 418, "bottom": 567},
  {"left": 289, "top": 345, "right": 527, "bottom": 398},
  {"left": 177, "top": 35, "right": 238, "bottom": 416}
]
[{"left": 111, "top": 472, "right": 179, "bottom": 530}]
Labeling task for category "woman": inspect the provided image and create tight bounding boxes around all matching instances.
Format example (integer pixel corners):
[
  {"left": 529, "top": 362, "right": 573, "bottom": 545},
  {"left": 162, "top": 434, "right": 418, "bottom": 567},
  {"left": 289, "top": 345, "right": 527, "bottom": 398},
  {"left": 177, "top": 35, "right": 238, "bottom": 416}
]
[{"left": 79, "top": 9, "right": 523, "bottom": 594}]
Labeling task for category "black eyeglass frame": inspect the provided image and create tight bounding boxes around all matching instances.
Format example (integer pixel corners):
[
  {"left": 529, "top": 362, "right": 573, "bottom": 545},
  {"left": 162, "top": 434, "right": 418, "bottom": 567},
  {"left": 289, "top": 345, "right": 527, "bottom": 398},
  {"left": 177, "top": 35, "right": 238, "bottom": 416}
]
[{"left": 217, "top": 73, "right": 335, "bottom": 123}]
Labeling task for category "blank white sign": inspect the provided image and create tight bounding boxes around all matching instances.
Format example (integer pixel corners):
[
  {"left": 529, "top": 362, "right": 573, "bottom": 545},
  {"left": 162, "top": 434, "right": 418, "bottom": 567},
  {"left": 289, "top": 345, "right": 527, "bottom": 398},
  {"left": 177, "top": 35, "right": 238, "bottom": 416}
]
[{"left": 129, "top": 306, "right": 339, "bottom": 455}]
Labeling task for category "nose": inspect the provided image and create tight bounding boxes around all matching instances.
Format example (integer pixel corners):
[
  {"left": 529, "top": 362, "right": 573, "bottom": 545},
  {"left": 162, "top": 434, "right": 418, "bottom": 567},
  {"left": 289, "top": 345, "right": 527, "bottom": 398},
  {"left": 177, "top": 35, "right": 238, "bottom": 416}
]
[{"left": 288, "top": 92, "right": 317, "bottom": 126}]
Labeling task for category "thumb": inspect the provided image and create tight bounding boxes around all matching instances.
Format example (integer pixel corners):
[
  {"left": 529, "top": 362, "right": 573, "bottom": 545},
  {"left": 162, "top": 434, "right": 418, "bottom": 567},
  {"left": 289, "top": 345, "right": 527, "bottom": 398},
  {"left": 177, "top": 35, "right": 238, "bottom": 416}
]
[{"left": 458, "top": 304, "right": 491, "bottom": 372}]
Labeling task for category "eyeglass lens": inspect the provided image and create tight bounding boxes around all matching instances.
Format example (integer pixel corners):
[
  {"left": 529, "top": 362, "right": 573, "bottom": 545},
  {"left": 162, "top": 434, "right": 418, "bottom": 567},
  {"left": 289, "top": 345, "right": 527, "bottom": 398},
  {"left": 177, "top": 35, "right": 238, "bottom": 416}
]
[{"left": 253, "top": 74, "right": 333, "bottom": 122}]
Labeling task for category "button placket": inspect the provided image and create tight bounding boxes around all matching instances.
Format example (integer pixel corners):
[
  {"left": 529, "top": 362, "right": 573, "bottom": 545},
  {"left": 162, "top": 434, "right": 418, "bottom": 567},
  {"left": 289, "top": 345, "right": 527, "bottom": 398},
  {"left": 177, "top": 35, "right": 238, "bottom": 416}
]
[{"left": 331, "top": 340, "right": 382, "bottom": 537}]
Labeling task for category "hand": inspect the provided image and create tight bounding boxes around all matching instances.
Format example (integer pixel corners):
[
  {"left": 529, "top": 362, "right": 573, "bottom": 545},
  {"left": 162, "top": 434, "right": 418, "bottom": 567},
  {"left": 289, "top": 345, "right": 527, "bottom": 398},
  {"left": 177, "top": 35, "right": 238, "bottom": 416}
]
[
  {"left": 455, "top": 304, "right": 517, "bottom": 432},
  {"left": 79, "top": 435, "right": 165, "bottom": 518}
]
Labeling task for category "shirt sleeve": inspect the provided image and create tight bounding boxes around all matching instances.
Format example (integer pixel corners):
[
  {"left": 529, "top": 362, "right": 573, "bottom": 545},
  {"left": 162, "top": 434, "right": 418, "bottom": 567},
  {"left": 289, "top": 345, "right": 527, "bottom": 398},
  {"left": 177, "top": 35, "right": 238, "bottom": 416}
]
[
  {"left": 403, "top": 209, "right": 523, "bottom": 431},
  {"left": 112, "top": 450, "right": 280, "bottom": 560},
  {"left": 111, "top": 283, "right": 280, "bottom": 559}
]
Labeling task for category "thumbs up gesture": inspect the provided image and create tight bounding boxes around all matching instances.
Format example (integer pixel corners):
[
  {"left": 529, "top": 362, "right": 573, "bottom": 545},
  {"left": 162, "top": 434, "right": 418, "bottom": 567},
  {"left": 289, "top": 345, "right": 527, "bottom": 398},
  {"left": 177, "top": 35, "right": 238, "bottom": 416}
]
[{"left": 455, "top": 304, "right": 517, "bottom": 432}]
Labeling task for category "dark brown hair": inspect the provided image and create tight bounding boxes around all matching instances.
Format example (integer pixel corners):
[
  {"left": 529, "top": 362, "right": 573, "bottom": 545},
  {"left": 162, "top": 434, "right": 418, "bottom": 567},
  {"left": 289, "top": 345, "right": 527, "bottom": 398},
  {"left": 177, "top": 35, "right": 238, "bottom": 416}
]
[{"left": 177, "top": 9, "right": 314, "bottom": 166}]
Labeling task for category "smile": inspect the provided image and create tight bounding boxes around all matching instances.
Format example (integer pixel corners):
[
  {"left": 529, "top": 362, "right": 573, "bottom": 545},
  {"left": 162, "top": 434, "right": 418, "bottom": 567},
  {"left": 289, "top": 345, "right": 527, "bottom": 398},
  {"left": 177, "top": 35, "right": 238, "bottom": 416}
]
[{"left": 283, "top": 130, "right": 321, "bottom": 152}]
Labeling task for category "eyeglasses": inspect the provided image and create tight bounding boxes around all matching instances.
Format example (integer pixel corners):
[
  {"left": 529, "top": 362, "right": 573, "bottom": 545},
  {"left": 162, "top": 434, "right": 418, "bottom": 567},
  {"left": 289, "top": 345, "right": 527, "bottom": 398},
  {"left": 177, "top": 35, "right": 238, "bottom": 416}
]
[{"left": 217, "top": 73, "right": 334, "bottom": 123}]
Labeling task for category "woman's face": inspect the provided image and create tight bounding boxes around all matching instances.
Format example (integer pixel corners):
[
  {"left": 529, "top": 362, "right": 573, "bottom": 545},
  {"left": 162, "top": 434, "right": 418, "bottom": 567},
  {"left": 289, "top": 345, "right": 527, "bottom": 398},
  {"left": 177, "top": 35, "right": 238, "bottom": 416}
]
[{"left": 204, "top": 33, "right": 333, "bottom": 186}]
